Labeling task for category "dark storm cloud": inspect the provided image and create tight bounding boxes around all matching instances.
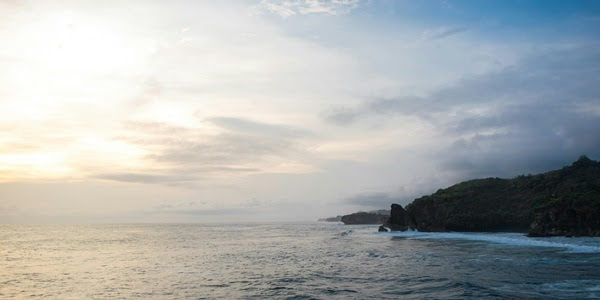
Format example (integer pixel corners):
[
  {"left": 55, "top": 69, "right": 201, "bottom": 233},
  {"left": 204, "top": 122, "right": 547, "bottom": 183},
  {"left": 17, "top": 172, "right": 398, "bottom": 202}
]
[
  {"left": 441, "top": 110, "right": 600, "bottom": 178},
  {"left": 325, "top": 45, "right": 600, "bottom": 178}
]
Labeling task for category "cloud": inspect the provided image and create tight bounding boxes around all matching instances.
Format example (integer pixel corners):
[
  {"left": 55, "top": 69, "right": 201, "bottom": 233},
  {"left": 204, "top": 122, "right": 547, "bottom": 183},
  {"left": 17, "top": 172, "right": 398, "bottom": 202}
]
[
  {"left": 158, "top": 208, "right": 248, "bottom": 215},
  {"left": 3, "top": 0, "right": 600, "bottom": 223},
  {"left": 0, "top": 1, "right": 25, "bottom": 19},
  {"left": 208, "top": 117, "right": 312, "bottom": 138},
  {"left": 95, "top": 173, "right": 200, "bottom": 184},
  {"left": 259, "top": 0, "right": 360, "bottom": 18},
  {"left": 94, "top": 118, "right": 316, "bottom": 185},
  {"left": 342, "top": 192, "right": 407, "bottom": 208},
  {"left": 324, "top": 45, "right": 600, "bottom": 178},
  {"left": 325, "top": 46, "right": 600, "bottom": 124},
  {"left": 148, "top": 133, "right": 292, "bottom": 165},
  {"left": 322, "top": 107, "right": 362, "bottom": 125},
  {"left": 126, "top": 78, "right": 163, "bottom": 110},
  {"left": 440, "top": 108, "right": 600, "bottom": 178},
  {"left": 422, "top": 26, "right": 469, "bottom": 40}
]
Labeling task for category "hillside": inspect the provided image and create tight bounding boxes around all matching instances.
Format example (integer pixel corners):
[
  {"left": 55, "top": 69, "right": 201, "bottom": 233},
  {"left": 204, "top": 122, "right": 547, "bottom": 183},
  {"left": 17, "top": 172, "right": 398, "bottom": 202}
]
[
  {"left": 386, "top": 156, "right": 600, "bottom": 236},
  {"left": 340, "top": 211, "right": 389, "bottom": 225}
]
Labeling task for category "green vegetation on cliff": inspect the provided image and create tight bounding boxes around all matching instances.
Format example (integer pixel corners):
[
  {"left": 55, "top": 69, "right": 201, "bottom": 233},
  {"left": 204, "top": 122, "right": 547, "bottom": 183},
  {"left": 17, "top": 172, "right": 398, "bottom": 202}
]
[
  {"left": 341, "top": 211, "right": 389, "bottom": 225},
  {"left": 400, "top": 156, "right": 600, "bottom": 236}
]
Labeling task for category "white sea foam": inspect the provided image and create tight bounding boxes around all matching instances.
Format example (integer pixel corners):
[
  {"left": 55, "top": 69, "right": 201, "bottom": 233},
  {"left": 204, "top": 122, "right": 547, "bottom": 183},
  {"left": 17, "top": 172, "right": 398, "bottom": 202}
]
[{"left": 380, "top": 231, "right": 600, "bottom": 253}]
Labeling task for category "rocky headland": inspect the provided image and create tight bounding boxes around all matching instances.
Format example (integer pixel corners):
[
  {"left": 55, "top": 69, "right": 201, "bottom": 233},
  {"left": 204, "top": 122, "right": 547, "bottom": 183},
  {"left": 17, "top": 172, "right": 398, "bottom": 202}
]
[
  {"left": 383, "top": 156, "right": 600, "bottom": 237},
  {"left": 340, "top": 211, "right": 389, "bottom": 225}
]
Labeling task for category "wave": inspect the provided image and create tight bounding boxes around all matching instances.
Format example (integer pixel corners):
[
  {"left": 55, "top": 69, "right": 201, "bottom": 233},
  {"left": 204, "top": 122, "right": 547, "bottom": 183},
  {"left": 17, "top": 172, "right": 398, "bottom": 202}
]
[
  {"left": 379, "top": 230, "right": 600, "bottom": 253},
  {"left": 493, "top": 279, "right": 600, "bottom": 299}
]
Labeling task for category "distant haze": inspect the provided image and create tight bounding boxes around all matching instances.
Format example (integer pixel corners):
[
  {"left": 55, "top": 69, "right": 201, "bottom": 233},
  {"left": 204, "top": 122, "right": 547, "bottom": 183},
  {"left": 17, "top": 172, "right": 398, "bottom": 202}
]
[{"left": 1, "top": 0, "right": 599, "bottom": 223}]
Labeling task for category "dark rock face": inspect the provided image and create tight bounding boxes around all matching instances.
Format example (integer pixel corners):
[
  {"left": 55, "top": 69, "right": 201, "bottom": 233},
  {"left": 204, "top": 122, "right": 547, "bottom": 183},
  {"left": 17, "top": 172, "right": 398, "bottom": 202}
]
[
  {"left": 404, "top": 193, "right": 531, "bottom": 232},
  {"left": 529, "top": 206, "right": 600, "bottom": 237},
  {"left": 385, "top": 204, "right": 410, "bottom": 231},
  {"left": 341, "top": 212, "right": 388, "bottom": 225},
  {"left": 526, "top": 156, "right": 600, "bottom": 237},
  {"left": 382, "top": 156, "right": 600, "bottom": 236}
]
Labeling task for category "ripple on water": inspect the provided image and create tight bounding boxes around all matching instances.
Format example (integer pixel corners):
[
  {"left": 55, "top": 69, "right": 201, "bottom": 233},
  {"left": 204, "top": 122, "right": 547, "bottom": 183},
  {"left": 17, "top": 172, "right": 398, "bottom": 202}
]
[
  {"left": 494, "top": 279, "right": 600, "bottom": 299},
  {"left": 1, "top": 224, "right": 599, "bottom": 299}
]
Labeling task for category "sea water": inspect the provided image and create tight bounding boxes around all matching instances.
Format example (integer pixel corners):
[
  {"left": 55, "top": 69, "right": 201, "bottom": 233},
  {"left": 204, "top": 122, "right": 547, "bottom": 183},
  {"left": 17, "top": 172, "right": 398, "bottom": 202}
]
[{"left": 1, "top": 223, "right": 599, "bottom": 299}]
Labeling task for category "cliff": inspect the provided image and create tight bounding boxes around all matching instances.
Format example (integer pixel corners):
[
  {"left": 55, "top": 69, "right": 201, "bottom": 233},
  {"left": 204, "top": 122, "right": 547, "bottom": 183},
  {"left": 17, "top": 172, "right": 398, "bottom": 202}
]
[
  {"left": 341, "top": 211, "right": 389, "bottom": 225},
  {"left": 385, "top": 156, "right": 600, "bottom": 236}
]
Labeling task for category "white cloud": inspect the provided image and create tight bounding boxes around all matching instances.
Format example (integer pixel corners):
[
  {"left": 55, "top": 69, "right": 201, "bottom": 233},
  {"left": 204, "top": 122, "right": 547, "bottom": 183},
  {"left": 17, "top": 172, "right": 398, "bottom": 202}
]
[
  {"left": 258, "top": 0, "right": 360, "bottom": 18},
  {"left": 421, "top": 26, "right": 469, "bottom": 40},
  {"left": 2, "top": 0, "right": 599, "bottom": 222}
]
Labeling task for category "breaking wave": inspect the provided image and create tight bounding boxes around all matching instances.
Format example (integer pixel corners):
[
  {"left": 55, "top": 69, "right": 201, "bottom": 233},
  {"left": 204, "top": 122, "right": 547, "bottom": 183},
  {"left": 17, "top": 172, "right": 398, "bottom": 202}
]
[{"left": 380, "top": 230, "right": 600, "bottom": 253}]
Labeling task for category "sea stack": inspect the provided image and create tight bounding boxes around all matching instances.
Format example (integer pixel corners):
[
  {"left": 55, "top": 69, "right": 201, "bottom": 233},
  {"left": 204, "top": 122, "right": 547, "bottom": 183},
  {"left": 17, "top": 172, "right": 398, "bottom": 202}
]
[{"left": 385, "top": 203, "right": 410, "bottom": 231}]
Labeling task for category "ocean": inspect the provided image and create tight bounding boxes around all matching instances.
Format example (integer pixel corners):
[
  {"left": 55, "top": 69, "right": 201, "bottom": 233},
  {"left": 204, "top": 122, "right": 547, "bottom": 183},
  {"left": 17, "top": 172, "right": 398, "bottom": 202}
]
[{"left": 1, "top": 223, "right": 599, "bottom": 299}]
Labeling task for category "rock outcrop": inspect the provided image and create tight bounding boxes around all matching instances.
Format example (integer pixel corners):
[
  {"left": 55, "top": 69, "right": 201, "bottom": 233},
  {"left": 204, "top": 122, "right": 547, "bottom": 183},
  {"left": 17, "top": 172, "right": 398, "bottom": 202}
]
[
  {"left": 385, "top": 204, "right": 410, "bottom": 231},
  {"left": 384, "top": 156, "right": 600, "bottom": 237},
  {"left": 529, "top": 205, "right": 600, "bottom": 237}
]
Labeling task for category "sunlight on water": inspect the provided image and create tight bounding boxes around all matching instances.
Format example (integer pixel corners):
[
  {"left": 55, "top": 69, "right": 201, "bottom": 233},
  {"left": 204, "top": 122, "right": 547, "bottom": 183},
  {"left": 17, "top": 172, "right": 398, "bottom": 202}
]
[{"left": 1, "top": 224, "right": 599, "bottom": 299}]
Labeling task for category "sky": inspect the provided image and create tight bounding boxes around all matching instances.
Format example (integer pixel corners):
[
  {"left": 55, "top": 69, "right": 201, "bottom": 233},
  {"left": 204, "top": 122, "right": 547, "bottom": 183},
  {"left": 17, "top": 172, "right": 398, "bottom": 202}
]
[{"left": 1, "top": 0, "right": 600, "bottom": 223}]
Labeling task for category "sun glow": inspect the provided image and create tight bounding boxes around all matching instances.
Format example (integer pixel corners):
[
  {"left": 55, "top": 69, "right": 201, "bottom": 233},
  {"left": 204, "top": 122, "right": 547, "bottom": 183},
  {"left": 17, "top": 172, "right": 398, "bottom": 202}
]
[
  {"left": 74, "top": 136, "right": 146, "bottom": 167},
  {"left": 21, "top": 12, "right": 141, "bottom": 75},
  {"left": 0, "top": 136, "right": 148, "bottom": 182},
  {"left": 0, "top": 10, "right": 159, "bottom": 182},
  {"left": 0, "top": 152, "right": 71, "bottom": 181}
]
